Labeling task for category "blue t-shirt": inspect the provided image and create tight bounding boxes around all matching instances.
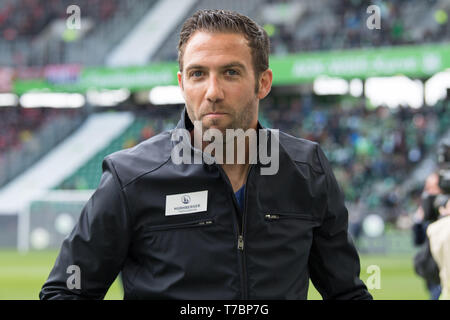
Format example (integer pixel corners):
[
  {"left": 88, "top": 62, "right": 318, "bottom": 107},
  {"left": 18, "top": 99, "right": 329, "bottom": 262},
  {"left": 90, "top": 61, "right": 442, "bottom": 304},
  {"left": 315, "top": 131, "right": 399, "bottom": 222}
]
[{"left": 235, "top": 184, "right": 246, "bottom": 211}]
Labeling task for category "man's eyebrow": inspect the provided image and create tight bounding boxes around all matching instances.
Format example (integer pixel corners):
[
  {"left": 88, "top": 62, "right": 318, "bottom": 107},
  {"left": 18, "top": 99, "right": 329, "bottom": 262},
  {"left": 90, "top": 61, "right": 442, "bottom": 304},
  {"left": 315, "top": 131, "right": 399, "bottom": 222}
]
[
  {"left": 221, "top": 62, "right": 246, "bottom": 70},
  {"left": 184, "top": 62, "right": 247, "bottom": 72},
  {"left": 185, "top": 64, "right": 206, "bottom": 72}
]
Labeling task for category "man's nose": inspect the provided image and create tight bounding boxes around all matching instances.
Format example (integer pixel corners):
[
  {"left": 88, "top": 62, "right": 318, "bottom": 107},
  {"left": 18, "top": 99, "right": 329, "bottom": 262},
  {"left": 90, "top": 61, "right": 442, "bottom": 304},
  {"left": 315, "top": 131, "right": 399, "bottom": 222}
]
[{"left": 205, "top": 75, "right": 224, "bottom": 103}]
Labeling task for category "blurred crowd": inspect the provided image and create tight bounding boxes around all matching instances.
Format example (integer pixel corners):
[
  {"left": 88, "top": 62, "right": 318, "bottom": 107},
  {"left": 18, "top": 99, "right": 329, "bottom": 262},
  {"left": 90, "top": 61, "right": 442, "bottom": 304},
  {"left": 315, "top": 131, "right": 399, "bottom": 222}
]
[
  {"left": 0, "top": 0, "right": 118, "bottom": 41},
  {"left": 0, "top": 108, "right": 48, "bottom": 155},
  {"left": 265, "top": 0, "right": 450, "bottom": 55},
  {"left": 0, "top": 107, "right": 81, "bottom": 165},
  {"left": 1, "top": 0, "right": 449, "bottom": 67}
]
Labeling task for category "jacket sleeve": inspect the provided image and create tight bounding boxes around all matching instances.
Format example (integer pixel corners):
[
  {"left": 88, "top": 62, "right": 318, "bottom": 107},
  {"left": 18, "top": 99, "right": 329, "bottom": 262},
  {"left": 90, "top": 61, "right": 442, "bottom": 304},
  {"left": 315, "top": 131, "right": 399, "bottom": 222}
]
[
  {"left": 308, "top": 145, "right": 372, "bottom": 300},
  {"left": 39, "top": 157, "right": 131, "bottom": 300}
]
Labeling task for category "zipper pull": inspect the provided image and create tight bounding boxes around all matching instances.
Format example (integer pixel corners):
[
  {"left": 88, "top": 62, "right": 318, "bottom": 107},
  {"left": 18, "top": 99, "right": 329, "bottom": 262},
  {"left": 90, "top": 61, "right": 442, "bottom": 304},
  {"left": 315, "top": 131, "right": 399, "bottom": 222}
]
[
  {"left": 265, "top": 214, "right": 280, "bottom": 220},
  {"left": 238, "top": 235, "right": 244, "bottom": 250}
]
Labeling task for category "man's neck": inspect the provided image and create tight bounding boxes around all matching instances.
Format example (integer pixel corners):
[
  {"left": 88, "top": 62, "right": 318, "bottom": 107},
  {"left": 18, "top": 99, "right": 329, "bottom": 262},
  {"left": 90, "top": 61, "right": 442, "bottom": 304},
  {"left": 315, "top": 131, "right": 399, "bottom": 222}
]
[
  {"left": 221, "top": 162, "right": 250, "bottom": 193},
  {"left": 219, "top": 134, "right": 253, "bottom": 192},
  {"left": 189, "top": 124, "right": 257, "bottom": 192}
]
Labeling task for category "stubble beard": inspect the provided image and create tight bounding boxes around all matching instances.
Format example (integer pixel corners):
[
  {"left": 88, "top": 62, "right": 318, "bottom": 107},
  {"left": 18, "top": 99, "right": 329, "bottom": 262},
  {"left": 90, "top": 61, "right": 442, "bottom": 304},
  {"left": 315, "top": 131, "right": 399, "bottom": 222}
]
[
  {"left": 193, "top": 97, "right": 258, "bottom": 139},
  {"left": 185, "top": 93, "right": 259, "bottom": 163}
]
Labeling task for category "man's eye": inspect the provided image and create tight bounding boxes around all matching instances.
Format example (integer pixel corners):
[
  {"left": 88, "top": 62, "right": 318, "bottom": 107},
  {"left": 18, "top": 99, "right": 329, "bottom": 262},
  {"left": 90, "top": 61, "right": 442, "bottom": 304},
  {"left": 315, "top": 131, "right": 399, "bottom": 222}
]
[
  {"left": 190, "top": 71, "right": 203, "bottom": 77},
  {"left": 225, "top": 69, "right": 239, "bottom": 76}
]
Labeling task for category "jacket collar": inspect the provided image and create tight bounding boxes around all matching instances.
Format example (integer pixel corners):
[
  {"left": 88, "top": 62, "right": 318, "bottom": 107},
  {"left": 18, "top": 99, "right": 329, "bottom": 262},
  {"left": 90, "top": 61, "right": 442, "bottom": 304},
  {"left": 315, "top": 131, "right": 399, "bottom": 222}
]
[{"left": 175, "top": 106, "right": 193, "bottom": 131}]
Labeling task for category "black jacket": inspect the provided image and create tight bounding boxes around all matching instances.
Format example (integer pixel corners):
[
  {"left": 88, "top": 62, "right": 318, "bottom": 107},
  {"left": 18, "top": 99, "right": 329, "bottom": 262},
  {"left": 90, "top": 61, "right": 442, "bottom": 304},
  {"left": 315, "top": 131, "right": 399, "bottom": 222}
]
[{"left": 40, "top": 108, "right": 372, "bottom": 300}]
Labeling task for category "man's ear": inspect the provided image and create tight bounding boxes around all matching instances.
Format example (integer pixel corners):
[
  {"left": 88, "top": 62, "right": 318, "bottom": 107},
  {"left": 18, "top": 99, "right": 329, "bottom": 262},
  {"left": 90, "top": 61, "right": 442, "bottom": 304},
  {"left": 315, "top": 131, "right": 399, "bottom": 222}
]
[
  {"left": 177, "top": 71, "right": 184, "bottom": 91},
  {"left": 257, "top": 68, "right": 273, "bottom": 99}
]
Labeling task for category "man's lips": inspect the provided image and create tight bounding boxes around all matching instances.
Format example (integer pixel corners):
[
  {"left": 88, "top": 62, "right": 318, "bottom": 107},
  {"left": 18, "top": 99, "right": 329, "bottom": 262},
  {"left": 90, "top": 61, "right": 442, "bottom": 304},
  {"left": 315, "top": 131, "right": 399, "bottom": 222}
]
[{"left": 203, "top": 112, "right": 228, "bottom": 119}]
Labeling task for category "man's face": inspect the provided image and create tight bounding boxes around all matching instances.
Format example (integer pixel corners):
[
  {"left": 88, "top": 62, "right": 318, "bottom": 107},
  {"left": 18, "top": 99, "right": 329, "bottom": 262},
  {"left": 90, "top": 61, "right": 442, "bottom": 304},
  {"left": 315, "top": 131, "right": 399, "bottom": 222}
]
[{"left": 178, "top": 31, "right": 271, "bottom": 135}]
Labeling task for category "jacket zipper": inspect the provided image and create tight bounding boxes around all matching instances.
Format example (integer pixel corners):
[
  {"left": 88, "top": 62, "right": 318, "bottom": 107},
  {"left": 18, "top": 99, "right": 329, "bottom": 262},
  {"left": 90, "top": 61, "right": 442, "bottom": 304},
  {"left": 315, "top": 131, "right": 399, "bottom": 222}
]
[
  {"left": 238, "top": 235, "right": 244, "bottom": 250},
  {"left": 238, "top": 164, "right": 254, "bottom": 299},
  {"left": 264, "top": 213, "right": 318, "bottom": 222},
  {"left": 144, "top": 219, "right": 214, "bottom": 232},
  {"left": 215, "top": 163, "right": 253, "bottom": 300}
]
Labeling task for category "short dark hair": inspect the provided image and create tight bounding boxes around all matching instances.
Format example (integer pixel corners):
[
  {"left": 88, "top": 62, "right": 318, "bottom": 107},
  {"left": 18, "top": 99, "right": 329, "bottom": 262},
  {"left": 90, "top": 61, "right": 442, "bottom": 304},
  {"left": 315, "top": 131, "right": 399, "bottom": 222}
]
[{"left": 178, "top": 9, "right": 270, "bottom": 81}]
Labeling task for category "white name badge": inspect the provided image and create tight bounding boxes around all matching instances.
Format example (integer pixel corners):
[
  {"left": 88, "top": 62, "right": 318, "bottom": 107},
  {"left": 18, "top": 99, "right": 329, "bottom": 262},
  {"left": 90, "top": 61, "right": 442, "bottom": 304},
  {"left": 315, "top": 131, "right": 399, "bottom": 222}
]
[{"left": 165, "top": 190, "right": 208, "bottom": 216}]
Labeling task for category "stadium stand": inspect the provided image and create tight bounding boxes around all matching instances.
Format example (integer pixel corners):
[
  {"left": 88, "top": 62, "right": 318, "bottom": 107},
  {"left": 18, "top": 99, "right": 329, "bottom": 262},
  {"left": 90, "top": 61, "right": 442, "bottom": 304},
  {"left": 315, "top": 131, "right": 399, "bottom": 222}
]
[
  {"left": 0, "top": 107, "right": 78, "bottom": 155},
  {"left": 63, "top": 0, "right": 158, "bottom": 66},
  {"left": 56, "top": 106, "right": 181, "bottom": 190},
  {"left": 152, "top": 0, "right": 265, "bottom": 63},
  {"left": 0, "top": 107, "right": 86, "bottom": 187},
  {"left": 0, "top": 0, "right": 158, "bottom": 66},
  {"left": 3, "top": 0, "right": 448, "bottom": 66},
  {"left": 0, "top": 0, "right": 119, "bottom": 39},
  {"left": 56, "top": 115, "right": 159, "bottom": 190},
  {"left": 0, "top": 111, "right": 135, "bottom": 213},
  {"left": 152, "top": 0, "right": 450, "bottom": 62},
  {"left": 262, "top": 0, "right": 450, "bottom": 55}
]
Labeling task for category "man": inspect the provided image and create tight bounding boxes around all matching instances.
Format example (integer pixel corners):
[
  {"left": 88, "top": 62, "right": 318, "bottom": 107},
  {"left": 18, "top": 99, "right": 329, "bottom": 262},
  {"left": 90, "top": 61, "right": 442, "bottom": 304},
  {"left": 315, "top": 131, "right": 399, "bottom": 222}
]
[
  {"left": 40, "top": 9, "right": 372, "bottom": 300},
  {"left": 413, "top": 172, "right": 443, "bottom": 299}
]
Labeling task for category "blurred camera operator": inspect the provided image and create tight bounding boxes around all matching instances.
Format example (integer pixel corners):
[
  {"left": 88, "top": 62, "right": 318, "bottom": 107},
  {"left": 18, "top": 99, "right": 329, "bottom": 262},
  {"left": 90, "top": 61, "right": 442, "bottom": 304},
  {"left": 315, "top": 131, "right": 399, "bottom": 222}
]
[
  {"left": 412, "top": 172, "right": 442, "bottom": 300},
  {"left": 413, "top": 173, "right": 442, "bottom": 242}
]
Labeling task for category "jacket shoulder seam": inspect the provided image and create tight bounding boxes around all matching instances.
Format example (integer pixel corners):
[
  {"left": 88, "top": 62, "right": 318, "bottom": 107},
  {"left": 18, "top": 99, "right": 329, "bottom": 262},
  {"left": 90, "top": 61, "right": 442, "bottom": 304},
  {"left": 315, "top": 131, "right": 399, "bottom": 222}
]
[
  {"left": 278, "top": 132, "right": 324, "bottom": 174},
  {"left": 104, "top": 157, "right": 134, "bottom": 231},
  {"left": 292, "top": 159, "right": 324, "bottom": 174},
  {"left": 314, "top": 144, "right": 326, "bottom": 174},
  {"left": 121, "top": 154, "right": 172, "bottom": 189}
]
